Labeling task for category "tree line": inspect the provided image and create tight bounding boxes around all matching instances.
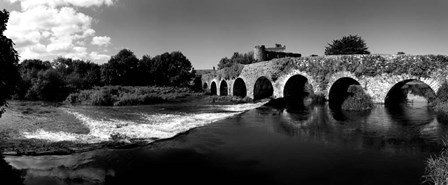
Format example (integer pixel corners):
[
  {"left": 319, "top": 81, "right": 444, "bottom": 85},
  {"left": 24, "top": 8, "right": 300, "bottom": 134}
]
[{"left": 14, "top": 49, "right": 196, "bottom": 101}]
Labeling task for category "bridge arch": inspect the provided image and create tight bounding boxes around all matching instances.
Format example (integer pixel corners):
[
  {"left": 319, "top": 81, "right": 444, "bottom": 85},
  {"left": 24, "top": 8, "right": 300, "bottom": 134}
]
[
  {"left": 329, "top": 77, "right": 361, "bottom": 109},
  {"left": 233, "top": 78, "right": 247, "bottom": 97},
  {"left": 203, "top": 83, "right": 208, "bottom": 90},
  {"left": 220, "top": 80, "right": 228, "bottom": 96},
  {"left": 254, "top": 76, "right": 274, "bottom": 100},
  {"left": 283, "top": 74, "right": 314, "bottom": 108},
  {"left": 385, "top": 79, "right": 436, "bottom": 105},
  {"left": 210, "top": 81, "right": 217, "bottom": 95}
]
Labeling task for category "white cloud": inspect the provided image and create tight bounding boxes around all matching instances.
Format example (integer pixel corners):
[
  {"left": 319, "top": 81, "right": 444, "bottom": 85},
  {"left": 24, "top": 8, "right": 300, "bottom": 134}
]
[
  {"left": 91, "top": 36, "right": 111, "bottom": 46},
  {"left": 4, "top": 0, "right": 116, "bottom": 64},
  {"left": 90, "top": 52, "right": 110, "bottom": 64},
  {"left": 8, "top": 0, "right": 115, "bottom": 10}
]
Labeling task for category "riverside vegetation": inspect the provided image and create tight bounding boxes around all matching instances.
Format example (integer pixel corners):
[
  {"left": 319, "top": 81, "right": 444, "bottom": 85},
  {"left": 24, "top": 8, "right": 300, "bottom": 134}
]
[{"left": 12, "top": 49, "right": 201, "bottom": 106}]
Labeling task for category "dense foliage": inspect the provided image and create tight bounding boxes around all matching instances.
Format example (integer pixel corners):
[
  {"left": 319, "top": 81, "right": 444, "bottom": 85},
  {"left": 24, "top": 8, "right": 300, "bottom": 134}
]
[
  {"left": 149, "top": 51, "right": 195, "bottom": 86},
  {"left": 341, "top": 85, "right": 374, "bottom": 111},
  {"left": 15, "top": 58, "right": 101, "bottom": 101},
  {"left": 217, "top": 63, "right": 244, "bottom": 80},
  {"left": 0, "top": 10, "right": 20, "bottom": 116},
  {"left": 101, "top": 49, "right": 140, "bottom": 86},
  {"left": 65, "top": 86, "right": 198, "bottom": 106},
  {"left": 325, "top": 35, "right": 370, "bottom": 55},
  {"left": 432, "top": 82, "right": 448, "bottom": 113},
  {"left": 14, "top": 49, "right": 197, "bottom": 102},
  {"left": 218, "top": 51, "right": 256, "bottom": 69}
]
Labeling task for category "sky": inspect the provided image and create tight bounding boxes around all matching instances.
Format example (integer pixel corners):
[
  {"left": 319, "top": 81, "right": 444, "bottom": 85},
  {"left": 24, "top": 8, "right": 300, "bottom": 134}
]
[{"left": 1, "top": 0, "right": 448, "bottom": 69}]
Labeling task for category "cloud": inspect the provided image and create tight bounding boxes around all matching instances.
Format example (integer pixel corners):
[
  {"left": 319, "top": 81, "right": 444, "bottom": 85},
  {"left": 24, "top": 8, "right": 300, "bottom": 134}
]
[
  {"left": 4, "top": 0, "right": 115, "bottom": 63},
  {"left": 90, "top": 52, "right": 110, "bottom": 64},
  {"left": 8, "top": 0, "right": 115, "bottom": 10},
  {"left": 91, "top": 36, "right": 111, "bottom": 46}
]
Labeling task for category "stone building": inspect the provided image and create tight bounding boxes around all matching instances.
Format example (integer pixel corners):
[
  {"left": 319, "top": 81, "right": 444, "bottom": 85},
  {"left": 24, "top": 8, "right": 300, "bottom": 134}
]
[{"left": 253, "top": 44, "right": 301, "bottom": 62}]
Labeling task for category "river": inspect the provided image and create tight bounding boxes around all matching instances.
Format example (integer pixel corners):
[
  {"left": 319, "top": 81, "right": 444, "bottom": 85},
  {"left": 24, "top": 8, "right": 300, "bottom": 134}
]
[{"left": 1, "top": 100, "right": 447, "bottom": 185}]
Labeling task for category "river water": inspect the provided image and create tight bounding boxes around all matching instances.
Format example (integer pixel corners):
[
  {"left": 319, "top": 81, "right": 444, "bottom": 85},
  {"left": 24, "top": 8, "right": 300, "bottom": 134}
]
[{"left": 2, "top": 100, "right": 447, "bottom": 185}]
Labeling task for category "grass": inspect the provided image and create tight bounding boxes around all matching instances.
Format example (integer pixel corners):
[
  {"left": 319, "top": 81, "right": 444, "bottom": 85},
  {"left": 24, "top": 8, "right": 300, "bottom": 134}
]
[
  {"left": 65, "top": 86, "right": 202, "bottom": 106},
  {"left": 424, "top": 137, "right": 448, "bottom": 185},
  {"left": 425, "top": 83, "right": 448, "bottom": 184}
]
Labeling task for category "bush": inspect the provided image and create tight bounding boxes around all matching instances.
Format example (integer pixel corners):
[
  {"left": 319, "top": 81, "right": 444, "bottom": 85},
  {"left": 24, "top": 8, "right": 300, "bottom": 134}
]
[
  {"left": 217, "top": 63, "right": 244, "bottom": 80},
  {"left": 432, "top": 82, "right": 448, "bottom": 113},
  {"left": 424, "top": 137, "right": 448, "bottom": 185},
  {"left": 341, "top": 85, "right": 374, "bottom": 111},
  {"left": 65, "top": 86, "right": 199, "bottom": 106},
  {"left": 91, "top": 89, "right": 115, "bottom": 106}
]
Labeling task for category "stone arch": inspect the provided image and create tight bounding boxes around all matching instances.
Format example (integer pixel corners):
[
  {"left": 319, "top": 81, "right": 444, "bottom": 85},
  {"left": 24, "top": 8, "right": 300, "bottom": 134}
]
[
  {"left": 203, "top": 83, "right": 208, "bottom": 90},
  {"left": 210, "top": 81, "right": 217, "bottom": 95},
  {"left": 220, "top": 80, "right": 228, "bottom": 96},
  {"left": 328, "top": 77, "right": 361, "bottom": 109},
  {"left": 283, "top": 74, "right": 314, "bottom": 108},
  {"left": 385, "top": 79, "right": 436, "bottom": 105},
  {"left": 254, "top": 76, "right": 274, "bottom": 100},
  {"left": 233, "top": 78, "right": 247, "bottom": 97},
  {"left": 326, "top": 72, "right": 360, "bottom": 99},
  {"left": 274, "top": 70, "right": 318, "bottom": 99}
]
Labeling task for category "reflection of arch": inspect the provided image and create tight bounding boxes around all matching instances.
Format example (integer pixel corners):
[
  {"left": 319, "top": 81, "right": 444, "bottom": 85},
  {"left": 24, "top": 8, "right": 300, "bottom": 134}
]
[
  {"left": 210, "top": 81, "right": 217, "bottom": 95},
  {"left": 203, "top": 83, "right": 208, "bottom": 90},
  {"left": 283, "top": 74, "right": 313, "bottom": 108},
  {"left": 220, "top": 80, "right": 228, "bottom": 96},
  {"left": 254, "top": 76, "right": 273, "bottom": 100},
  {"left": 385, "top": 79, "right": 436, "bottom": 105},
  {"left": 233, "top": 78, "right": 247, "bottom": 97},
  {"left": 328, "top": 77, "right": 360, "bottom": 109}
]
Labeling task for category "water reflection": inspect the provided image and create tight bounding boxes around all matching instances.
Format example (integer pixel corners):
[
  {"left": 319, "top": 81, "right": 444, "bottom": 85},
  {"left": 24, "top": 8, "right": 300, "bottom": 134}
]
[
  {"left": 266, "top": 103, "right": 447, "bottom": 154},
  {"left": 0, "top": 155, "right": 24, "bottom": 185},
  {"left": 5, "top": 151, "right": 114, "bottom": 185}
]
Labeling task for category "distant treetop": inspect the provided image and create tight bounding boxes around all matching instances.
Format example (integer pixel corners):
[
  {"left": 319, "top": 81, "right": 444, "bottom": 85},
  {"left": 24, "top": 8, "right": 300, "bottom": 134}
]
[{"left": 325, "top": 35, "right": 370, "bottom": 55}]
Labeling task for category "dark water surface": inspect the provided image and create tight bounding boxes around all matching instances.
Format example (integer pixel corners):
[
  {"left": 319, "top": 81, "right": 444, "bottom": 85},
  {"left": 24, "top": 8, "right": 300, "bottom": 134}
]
[{"left": 4, "top": 102, "right": 448, "bottom": 185}]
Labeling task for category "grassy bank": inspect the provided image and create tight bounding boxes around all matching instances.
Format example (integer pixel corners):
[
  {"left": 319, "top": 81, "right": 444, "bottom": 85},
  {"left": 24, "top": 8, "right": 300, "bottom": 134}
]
[
  {"left": 65, "top": 86, "right": 203, "bottom": 106},
  {"left": 424, "top": 137, "right": 448, "bottom": 185}
]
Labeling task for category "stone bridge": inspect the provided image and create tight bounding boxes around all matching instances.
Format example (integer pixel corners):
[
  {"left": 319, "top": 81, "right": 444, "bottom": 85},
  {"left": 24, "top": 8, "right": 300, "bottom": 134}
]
[{"left": 202, "top": 54, "right": 448, "bottom": 106}]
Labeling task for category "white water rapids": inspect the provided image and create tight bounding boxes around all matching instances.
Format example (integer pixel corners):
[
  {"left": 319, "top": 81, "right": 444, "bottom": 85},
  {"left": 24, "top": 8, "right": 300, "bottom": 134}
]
[{"left": 22, "top": 101, "right": 268, "bottom": 144}]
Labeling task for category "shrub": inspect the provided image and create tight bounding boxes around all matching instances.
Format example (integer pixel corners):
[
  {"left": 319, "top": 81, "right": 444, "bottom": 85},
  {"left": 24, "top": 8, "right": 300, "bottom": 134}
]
[
  {"left": 65, "top": 86, "right": 198, "bottom": 106},
  {"left": 341, "top": 85, "right": 373, "bottom": 111},
  {"left": 90, "top": 89, "right": 115, "bottom": 106},
  {"left": 423, "top": 137, "right": 448, "bottom": 185},
  {"left": 432, "top": 82, "right": 448, "bottom": 113},
  {"left": 217, "top": 63, "right": 244, "bottom": 80}
]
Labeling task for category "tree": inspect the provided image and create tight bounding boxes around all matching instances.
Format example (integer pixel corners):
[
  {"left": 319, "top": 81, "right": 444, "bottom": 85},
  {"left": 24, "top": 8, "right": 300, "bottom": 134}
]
[
  {"left": 16, "top": 59, "right": 51, "bottom": 99},
  {"left": 137, "top": 55, "right": 153, "bottom": 85},
  {"left": 218, "top": 51, "right": 256, "bottom": 69},
  {"left": 0, "top": 9, "right": 24, "bottom": 184},
  {"left": 26, "top": 69, "right": 67, "bottom": 101},
  {"left": 52, "top": 57, "right": 101, "bottom": 90},
  {"left": 0, "top": 10, "right": 20, "bottom": 116},
  {"left": 325, "top": 35, "right": 370, "bottom": 55},
  {"left": 101, "top": 49, "right": 140, "bottom": 86},
  {"left": 150, "top": 51, "right": 194, "bottom": 86}
]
